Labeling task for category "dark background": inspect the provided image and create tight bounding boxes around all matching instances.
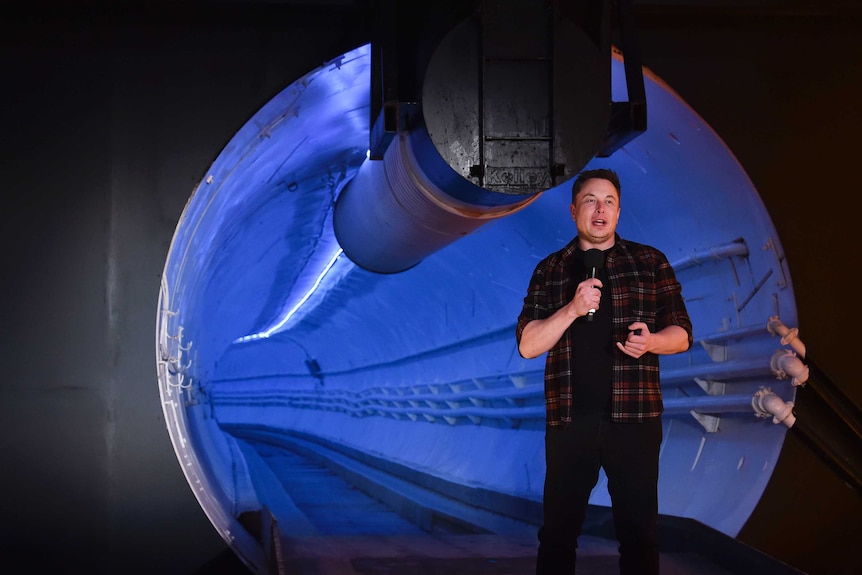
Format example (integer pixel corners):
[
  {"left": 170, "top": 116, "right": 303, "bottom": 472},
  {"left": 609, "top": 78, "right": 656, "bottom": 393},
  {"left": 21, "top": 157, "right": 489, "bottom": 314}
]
[
  {"left": 637, "top": 5, "right": 862, "bottom": 573},
  {"left": 1, "top": 1, "right": 859, "bottom": 574}
]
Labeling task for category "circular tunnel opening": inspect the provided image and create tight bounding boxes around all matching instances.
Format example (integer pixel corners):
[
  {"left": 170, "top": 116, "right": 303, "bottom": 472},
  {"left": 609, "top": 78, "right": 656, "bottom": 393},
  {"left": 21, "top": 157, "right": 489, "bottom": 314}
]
[{"left": 156, "top": 43, "right": 800, "bottom": 573}]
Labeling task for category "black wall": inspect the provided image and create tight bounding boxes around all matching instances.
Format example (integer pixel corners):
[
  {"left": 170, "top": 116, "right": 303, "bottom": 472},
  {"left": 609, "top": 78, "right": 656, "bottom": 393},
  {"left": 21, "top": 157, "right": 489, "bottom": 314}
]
[
  {"left": 637, "top": 8, "right": 862, "bottom": 574},
  {"left": 1, "top": 2, "right": 859, "bottom": 574}
]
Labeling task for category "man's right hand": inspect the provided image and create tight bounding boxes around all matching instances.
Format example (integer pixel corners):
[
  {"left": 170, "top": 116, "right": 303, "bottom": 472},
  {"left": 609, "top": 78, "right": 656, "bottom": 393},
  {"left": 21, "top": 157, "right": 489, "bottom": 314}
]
[{"left": 573, "top": 278, "right": 602, "bottom": 318}]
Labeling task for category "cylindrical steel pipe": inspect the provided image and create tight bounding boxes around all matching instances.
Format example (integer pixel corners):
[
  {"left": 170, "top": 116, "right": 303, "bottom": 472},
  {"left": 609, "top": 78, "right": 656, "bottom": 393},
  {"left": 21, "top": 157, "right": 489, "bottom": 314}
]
[{"left": 333, "top": 130, "right": 539, "bottom": 273}]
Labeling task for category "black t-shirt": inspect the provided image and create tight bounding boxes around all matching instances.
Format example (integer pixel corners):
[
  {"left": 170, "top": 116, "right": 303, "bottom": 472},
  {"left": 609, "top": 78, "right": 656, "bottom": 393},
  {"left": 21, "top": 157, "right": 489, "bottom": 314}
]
[{"left": 568, "top": 247, "right": 614, "bottom": 414}]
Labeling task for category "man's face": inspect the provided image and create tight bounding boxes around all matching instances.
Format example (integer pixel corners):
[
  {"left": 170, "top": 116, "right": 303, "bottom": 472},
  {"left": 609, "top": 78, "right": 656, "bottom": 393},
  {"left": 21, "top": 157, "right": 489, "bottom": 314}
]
[{"left": 570, "top": 177, "right": 620, "bottom": 250}]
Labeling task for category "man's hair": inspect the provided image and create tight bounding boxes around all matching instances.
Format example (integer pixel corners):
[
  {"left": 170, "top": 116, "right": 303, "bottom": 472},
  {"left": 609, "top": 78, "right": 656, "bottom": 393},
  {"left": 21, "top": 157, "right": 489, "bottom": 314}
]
[{"left": 571, "top": 168, "right": 621, "bottom": 203}]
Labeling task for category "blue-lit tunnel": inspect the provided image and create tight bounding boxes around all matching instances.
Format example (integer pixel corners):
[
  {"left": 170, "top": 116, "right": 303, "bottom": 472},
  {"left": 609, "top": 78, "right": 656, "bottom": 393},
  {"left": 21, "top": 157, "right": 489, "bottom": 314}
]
[{"left": 156, "top": 40, "right": 803, "bottom": 573}]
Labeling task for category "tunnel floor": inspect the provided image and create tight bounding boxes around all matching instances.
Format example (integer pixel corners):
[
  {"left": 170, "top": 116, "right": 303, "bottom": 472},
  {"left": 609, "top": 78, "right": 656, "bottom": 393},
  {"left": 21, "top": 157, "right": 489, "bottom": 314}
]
[
  {"left": 270, "top": 532, "right": 743, "bottom": 575},
  {"left": 207, "top": 437, "right": 806, "bottom": 575},
  {"left": 197, "top": 532, "right": 795, "bottom": 575}
]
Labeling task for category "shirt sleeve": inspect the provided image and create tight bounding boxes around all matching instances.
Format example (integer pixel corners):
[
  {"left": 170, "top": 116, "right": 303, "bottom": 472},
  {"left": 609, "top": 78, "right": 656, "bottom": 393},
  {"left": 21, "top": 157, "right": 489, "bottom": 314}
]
[
  {"left": 654, "top": 253, "right": 694, "bottom": 351},
  {"left": 515, "top": 261, "right": 550, "bottom": 345}
]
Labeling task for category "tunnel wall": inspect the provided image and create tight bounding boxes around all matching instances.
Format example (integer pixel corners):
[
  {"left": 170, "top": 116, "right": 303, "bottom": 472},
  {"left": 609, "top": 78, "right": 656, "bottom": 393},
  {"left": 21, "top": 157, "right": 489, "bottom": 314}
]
[
  {"left": 2, "top": 5, "right": 861, "bottom": 575},
  {"left": 153, "top": 44, "right": 800, "bottom": 567}
]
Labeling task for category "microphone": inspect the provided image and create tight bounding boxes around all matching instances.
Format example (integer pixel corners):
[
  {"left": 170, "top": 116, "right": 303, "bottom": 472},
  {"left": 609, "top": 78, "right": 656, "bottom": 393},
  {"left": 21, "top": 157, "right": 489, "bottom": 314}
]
[{"left": 583, "top": 248, "right": 605, "bottom": 322}]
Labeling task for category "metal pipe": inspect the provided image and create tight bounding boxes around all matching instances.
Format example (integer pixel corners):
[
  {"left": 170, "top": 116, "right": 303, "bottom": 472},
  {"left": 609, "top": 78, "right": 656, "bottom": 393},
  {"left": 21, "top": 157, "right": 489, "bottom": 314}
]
[
  {"left": 767, "top": 316, "right": 806, "bottom": 358},
  {"left": 669, "top": 238, "right": 749, "bottom": 272},
  {"left": 333, "top": 131, "right": 538, "bottom": 273},
  {"left": 752, "top": 388, "right": 796, "bottom": 428},
  {"left": 770, "top": 349, "right": 809, "bottom": 386}
]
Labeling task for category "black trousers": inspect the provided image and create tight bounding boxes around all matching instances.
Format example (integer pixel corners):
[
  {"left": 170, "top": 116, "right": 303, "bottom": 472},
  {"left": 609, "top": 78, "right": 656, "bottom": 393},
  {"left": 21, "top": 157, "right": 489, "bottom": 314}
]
[{"left": 535, "top": 414, "right": 663, "bottom": 575}]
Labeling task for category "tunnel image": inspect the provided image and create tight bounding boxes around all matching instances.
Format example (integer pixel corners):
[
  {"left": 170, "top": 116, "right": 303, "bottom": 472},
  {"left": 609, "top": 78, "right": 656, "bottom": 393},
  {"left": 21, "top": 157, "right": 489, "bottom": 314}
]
[{"left": 155, "top": 26, "right": 803, "bottom": 575}]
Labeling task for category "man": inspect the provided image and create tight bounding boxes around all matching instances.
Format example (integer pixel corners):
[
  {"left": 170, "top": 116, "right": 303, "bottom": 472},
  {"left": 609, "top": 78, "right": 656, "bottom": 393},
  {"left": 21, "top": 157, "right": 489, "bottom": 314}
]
[{"left": 516, "top": 168, "right": 693, "bottom": 575}]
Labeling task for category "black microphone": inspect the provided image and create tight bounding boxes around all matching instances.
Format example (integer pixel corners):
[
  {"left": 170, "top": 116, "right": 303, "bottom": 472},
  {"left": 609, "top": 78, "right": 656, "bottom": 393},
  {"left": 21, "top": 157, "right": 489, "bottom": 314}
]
[{"left": 583, "top": 248, "right": 605, "bottom": 322}]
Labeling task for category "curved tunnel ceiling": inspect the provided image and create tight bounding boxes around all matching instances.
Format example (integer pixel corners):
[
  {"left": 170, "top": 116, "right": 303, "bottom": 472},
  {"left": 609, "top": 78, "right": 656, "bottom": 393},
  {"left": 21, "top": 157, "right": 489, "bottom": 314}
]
[{"left": 156, "top": 42, "right": 800, "bottom": 573}]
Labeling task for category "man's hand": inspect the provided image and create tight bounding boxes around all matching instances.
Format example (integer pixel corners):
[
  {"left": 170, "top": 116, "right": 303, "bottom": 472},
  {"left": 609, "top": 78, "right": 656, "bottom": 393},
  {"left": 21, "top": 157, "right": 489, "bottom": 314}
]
[
  {"left": 617, "top": 322, "right": 649, "bottom": 358},
  {"left": 574, "top": 278, "right": 602, "bottom": 318}
]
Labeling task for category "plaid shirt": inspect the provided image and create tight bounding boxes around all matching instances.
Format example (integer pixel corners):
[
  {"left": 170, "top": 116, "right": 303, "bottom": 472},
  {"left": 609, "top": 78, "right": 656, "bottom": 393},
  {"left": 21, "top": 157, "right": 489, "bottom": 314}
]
[{"left": 516, "top": 235, "right": 693, "bottom": 424}]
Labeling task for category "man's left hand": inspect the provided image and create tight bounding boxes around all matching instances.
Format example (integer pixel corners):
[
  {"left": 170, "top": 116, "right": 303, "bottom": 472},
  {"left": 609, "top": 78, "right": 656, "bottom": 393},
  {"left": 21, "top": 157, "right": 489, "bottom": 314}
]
[{"left": 617, "top": 322, "right": 649, "bottom": 358}]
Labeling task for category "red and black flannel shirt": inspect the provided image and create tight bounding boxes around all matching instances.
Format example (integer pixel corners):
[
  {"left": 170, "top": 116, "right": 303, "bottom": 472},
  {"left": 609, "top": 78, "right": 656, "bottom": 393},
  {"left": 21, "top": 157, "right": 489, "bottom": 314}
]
[{"left": 516, "top": 235, "right": 693, "bottom": 424}]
